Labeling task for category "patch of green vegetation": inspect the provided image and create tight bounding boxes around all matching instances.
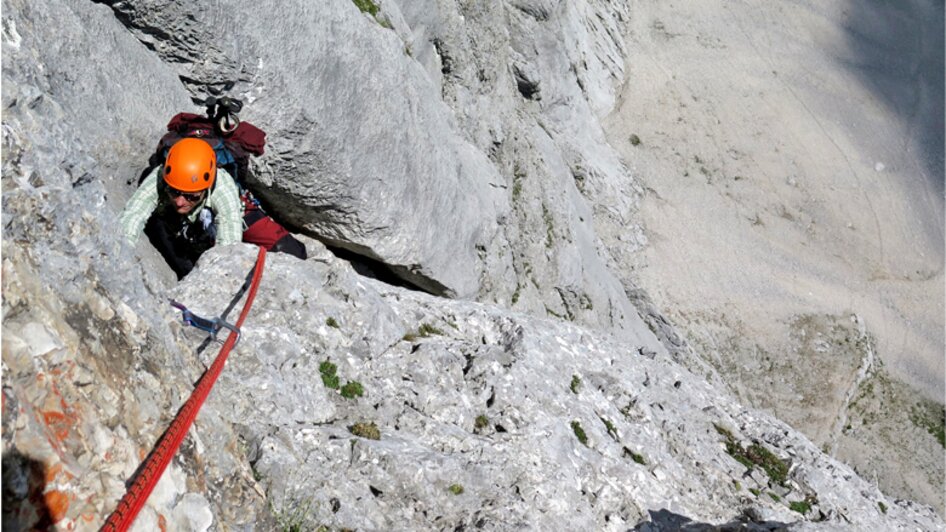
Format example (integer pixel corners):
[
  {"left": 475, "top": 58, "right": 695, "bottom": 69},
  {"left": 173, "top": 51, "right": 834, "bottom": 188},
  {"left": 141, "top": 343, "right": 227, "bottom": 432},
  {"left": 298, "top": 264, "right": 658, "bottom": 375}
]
[
  {"left": 319, "top": 360, "right": 340, "bottom": 389},
  {"left": 340, "top": 381, "right": 365, "bottom": 399},
  {"left": 602, "top": 418, "right": 618, "bottom": 439},
  {"left": 789, "top": 500, "right": 811, "bottom": 514},
  {"left": 714, "top": 424, "right": 789, "bottom": 485},
  {"left": 542, "top": 204, "right": 555, "bottom": 247},
  {"left": 349, "top": 422, "right": 381, "bottom": 440},
  {"left": 749, "top": 488, "right": 761, "bottom": 497},
  {"left": 545, "top": 307, "right": 564, "bottom": 319},
  {"left": 571, "top": 421, "right": 588, "bottom": 446},
  {"left": 474, "top": 415, "right": 490, "bottom": 431},
  {"left": 512, "top": 164, "right": 526, "bottom": 203},
  {"left": 746, "top": 443, "right": 789, "bottom": 485},
  {"left": 733, "top": 480, "right": 742, "bottom": 491},
  {"left": 878, "top": 501, "right": 888, "bottom": 514},
  {"left": 420, "top": 323, "right": 444, "bottom": 336},
  {"left": 511, "top": 283, "right": 522, "bottom": 305},
  {"left": 448, "top": 484, "right": 464, "bottom": 495},
  {"left": 326, "top": 317, "right": 340, "bottom": 328},
  {"left": 909, "top": 402, "right": 946, "bottom": 449},
  {"left": 629, "top": 134, "right": 641, "bottom": 146},
  {"left": 351, "top": 0, "right": 394, "bottom": 30},
  {"left": 403, "top": 322, "right": 444, "bottom": 342},
  {"left": 271, "top": 499, "right": 313, "bottom": 532},
  {"left": 570, "top": 375, "right": 582, "bottom": 394},
  {"left": 623, "top": 447, "right": 646, "bottom": 465},
  {"left": 352, "top": 0, "right": 379, "bottom": 16},
  {"left": 768, "top": 492, "right": 780, "bottom": 502}
]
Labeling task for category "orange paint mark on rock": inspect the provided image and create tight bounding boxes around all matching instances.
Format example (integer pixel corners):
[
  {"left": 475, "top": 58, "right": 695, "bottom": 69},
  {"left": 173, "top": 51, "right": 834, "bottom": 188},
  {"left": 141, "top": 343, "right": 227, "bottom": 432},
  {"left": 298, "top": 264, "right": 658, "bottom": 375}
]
[
  {"left": 44, "top": 489, "right": 70, "bottom": 522},
  {"left": 45, "top": 462, "right": 64, "bottom": 484},
  {"left": 138, "top": 448, "right": 147, "bottom": 461},
  {"left": 81, "top": 512, "right": 96, "bottom": 522},
  {"left": 42, "top": 411, "right": 71, "bottom": 441},
  {"left": 158, "top": 513, "right": 168, "bottom": 532}
]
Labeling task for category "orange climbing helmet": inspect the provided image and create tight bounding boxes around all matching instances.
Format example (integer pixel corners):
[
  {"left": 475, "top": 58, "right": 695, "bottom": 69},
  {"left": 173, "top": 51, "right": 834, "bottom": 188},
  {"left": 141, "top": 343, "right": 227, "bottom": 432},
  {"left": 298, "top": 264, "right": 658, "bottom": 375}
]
[{"left": 162, "top": 138, "right": 217, "bottom": 192}]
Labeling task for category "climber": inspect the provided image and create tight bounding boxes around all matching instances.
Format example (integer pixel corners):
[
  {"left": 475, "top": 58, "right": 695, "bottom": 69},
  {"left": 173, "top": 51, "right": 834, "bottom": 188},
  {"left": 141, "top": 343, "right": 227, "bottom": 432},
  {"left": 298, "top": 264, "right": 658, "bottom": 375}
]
[{"left": 120, "top": 137, "right": 306, "bottom": 279}]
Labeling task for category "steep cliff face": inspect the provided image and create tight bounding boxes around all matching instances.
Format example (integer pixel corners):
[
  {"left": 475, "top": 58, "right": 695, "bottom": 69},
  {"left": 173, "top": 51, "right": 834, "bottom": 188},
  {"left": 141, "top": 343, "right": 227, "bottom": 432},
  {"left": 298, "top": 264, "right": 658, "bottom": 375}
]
[
  {"left": 2, "top": 0, "right": 943, "bottom": 530},
  {"left": 94, "top": 0, "right": 663, "bottom": 350}
]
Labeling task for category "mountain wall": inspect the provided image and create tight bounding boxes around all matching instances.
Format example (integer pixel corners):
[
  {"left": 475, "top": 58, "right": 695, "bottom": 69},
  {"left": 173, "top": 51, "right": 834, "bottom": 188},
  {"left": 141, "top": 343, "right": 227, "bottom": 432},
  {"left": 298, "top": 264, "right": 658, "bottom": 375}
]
[{"left": 2, "top": 0, "right": 942, "bottom": 530}]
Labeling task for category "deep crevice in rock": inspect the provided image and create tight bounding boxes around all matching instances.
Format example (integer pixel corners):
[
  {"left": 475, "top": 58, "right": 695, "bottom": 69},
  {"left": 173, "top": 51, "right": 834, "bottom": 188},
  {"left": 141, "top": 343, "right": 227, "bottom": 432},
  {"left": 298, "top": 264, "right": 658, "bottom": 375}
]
[
  {"left": 316, "top": 239, "right": 455, "bottom": 298},
  {"left": 322, "top": 243, "right": 424, "bottom": 292}
]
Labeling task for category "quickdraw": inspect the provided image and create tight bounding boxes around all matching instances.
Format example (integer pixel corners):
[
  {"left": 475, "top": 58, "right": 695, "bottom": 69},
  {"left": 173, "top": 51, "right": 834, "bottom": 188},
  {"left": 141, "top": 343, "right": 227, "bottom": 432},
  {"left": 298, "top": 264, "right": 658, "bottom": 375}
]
[{"left": 169, "top": 300, "right": 242, "bottom": 346}]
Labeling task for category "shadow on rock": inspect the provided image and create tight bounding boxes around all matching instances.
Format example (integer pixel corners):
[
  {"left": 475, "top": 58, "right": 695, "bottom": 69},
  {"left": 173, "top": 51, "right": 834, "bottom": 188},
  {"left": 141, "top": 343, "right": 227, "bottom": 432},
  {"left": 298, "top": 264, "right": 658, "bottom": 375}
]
[
  {"left": 634, "top": 508, "right": 792, "bottom": 532},
  {"left": 843, "top": 0, "right": 945, "bottom": 194},
  {"left": 2, "top": 449, "right": 52, "bottom": 531}
]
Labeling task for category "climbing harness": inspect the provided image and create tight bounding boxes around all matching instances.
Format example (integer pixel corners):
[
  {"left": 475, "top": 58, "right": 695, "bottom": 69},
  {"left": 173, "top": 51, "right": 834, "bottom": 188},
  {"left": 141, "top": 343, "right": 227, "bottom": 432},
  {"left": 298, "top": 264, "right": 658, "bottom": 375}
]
[{"left": 101, "top": 246, "right": 266, "bottom": 531}]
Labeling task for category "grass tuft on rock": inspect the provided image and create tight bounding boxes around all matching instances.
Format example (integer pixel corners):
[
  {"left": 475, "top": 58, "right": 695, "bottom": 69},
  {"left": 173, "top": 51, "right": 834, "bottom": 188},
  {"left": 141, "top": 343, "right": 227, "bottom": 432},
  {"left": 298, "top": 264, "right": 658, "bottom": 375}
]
[
  {"left": 271, "top": 499, "right": 312, "bottom": 532},
  {"left": 790, "top": 499, "right": 811, "bottom": 514},
  {"left": 714, "top": 424, "right": 789, "bottom": 485},
  {"left": 403, "top": 322, "right": 444, "bottom": 342},
  {"left": 352, "top": 0, "right": 379, "bottom": 16},
  {"left": 570, "top": 374, "right": 582, "bottom": 394},
  {"left": 340, "top": 381, "right": 365, "bottom": 399},
  {"left": 349, "top": 422, "right": 381, "bottom": 440},
  {"left": 474, "top": 415, "right": 490, "bottom": 431},
  {"left": 571, "top": 421, "right": 588, "bottom": 446},
  {"left": 448, "top": 484, "right": 464, "bottom": 495},
  {"left": 623, "top": 447, "right": 646, "bottom": 465},
  {"left": 326, "top": 317, "right": 340, "bottom": 328},
  {"left": 602, "top": 418, "right": 618, "bottom": 439},
  {"left": 319, "top": 360, "right": 340, "bottom": 390}
]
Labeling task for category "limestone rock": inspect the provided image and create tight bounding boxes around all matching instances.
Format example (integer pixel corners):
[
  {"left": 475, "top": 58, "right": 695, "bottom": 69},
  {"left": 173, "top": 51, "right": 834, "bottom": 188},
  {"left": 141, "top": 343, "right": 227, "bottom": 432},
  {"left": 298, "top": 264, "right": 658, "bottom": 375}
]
[{"left": 2, "top": 0, "right": 943, "bottom": 531}]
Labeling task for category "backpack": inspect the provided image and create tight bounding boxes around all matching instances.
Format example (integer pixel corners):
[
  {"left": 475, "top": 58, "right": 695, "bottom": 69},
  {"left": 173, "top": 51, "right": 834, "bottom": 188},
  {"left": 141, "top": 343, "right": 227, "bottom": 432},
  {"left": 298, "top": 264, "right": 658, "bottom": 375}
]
[{"left": 141, "top": 97, "right": 267, "bottom": 189}]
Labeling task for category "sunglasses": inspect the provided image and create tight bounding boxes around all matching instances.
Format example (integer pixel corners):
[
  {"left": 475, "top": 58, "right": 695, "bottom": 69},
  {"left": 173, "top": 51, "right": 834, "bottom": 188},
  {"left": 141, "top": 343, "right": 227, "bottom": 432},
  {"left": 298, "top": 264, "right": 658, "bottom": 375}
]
[{"left": 167, "top": 188, "right": 205, "bottom": 202}]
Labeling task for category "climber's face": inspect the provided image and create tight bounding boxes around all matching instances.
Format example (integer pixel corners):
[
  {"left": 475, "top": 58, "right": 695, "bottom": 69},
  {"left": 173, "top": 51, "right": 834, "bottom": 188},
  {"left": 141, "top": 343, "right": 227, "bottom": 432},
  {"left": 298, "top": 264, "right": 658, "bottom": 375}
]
[{"left": 167, "top": 187, "right": 205, "bottom": 215}]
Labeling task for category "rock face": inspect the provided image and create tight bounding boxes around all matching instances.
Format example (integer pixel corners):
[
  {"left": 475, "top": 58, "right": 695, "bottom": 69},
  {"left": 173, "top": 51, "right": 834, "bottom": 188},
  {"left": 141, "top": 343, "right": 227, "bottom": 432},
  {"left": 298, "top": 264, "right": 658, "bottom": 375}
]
[
  {"left": 2, "top": 0, "right": 943, "bottom": 531},
  {"left": 96, "top": 0, "right": 507, "bottom": 300},
  {"left": 96, "top": 0, "right": 660, "bottom": 350}
]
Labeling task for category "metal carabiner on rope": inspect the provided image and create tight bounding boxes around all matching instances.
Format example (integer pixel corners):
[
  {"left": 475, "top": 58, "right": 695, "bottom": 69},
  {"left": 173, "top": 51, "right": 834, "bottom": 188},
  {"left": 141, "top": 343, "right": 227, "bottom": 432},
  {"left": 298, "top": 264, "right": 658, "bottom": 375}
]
[{"left": 210, "top": 317, "right": 241, "bottom": 346}]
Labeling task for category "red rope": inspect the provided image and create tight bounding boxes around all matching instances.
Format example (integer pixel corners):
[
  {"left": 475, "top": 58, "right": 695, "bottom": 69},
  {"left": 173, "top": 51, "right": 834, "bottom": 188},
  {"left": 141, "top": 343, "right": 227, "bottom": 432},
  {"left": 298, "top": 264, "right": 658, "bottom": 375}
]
[{"left": 101, "top": 246, "right": 267, "bottom": 531}]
